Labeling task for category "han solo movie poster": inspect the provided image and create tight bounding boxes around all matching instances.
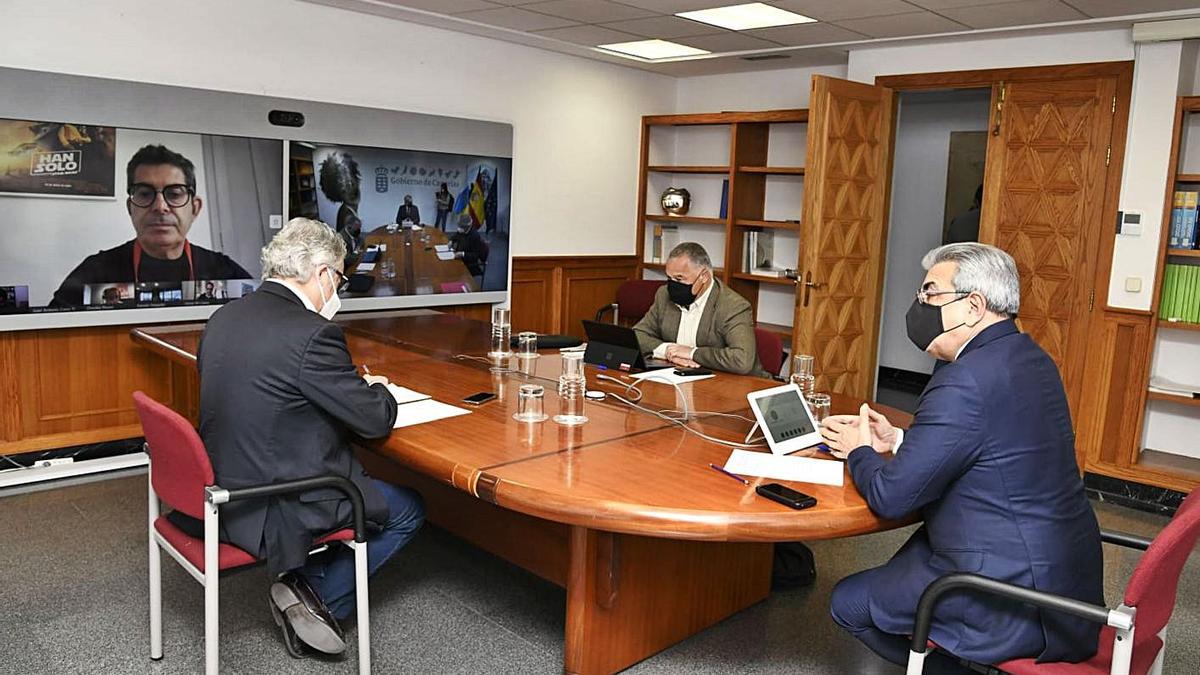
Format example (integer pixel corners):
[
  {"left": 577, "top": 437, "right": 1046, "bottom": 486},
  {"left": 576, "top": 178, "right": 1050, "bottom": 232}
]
[{"left": 0, "top": 118, "right": 117, "bottom": 198}]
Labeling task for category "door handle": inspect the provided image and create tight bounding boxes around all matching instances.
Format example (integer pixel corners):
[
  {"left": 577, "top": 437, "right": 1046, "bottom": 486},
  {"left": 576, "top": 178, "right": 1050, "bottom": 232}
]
[{"left": 802, "top": 272, "right": 825, "bottom": 307}]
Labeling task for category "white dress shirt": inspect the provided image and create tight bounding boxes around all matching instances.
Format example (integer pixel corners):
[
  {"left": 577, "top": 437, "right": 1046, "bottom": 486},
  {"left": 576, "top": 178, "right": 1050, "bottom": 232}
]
[{"left": 652, "top": 278, "right": 715, "bottom": 361}]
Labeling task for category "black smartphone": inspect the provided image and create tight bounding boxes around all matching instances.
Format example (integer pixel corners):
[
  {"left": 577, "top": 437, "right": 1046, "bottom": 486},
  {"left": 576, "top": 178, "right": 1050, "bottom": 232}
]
[
  {"left": 673, "top": 367, "right": 713, "bottom": 376},
  {"left": 461, "top": 391, "right": 497, "bottom": 405},
  {"left": 756, "top": 483, "right": 817, "bottom": 510}
]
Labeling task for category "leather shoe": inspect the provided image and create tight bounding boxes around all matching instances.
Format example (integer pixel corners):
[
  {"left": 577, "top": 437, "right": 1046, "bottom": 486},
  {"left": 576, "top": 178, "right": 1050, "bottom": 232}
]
[
  {"left": 270, "top": 572, "right": 346, "bottom": 655},
  {"left": 270, "top": 599, "right": 312, "bottom": 659}
]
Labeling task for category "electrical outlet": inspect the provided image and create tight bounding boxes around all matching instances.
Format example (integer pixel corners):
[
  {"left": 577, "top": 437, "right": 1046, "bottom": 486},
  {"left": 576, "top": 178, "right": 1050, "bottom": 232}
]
[
  {"left": 33, "top": 458, "right": 74, "bottom": 469},
  {"left": 1125, "top": 277, "right": 1142, "bottom": 293}
]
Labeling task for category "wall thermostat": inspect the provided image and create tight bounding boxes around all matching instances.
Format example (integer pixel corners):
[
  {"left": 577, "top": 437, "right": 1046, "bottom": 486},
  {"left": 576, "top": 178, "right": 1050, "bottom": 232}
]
[{"left": 1117, "top": 210, "right": 1143, "bottom": 236}]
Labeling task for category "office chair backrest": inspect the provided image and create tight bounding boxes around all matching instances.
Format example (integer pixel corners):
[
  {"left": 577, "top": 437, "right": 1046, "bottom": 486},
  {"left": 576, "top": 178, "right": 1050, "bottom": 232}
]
[
  {"left": 133, "top": 391, "right": 214, "bottom": 519},
  {"left": 615, "top": 280, "right": 666, "bottom": 323},
  {"left": 754, "top": 327, "right": 785, "bottom": 377},
  {"left": 1122, "top": 489, "right": 1200, "bottom": 638}
]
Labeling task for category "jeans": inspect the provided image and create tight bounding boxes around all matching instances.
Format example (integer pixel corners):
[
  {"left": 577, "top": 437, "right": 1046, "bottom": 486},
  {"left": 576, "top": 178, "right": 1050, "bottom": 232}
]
[
  {"left": 435, "top": 209, "right": 449, "bottom": 230},
  {"left": 831, "top": 571, "right": 974, "bottom": 675},
  {"left": 300, "top": 479, "right": 425, "bottom": 620}
]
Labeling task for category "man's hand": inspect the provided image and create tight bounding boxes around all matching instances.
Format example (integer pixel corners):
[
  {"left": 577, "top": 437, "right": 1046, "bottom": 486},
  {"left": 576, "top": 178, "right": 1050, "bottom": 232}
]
[
  {"left": 665, "top": 344, "right": 699, "bottom": 368},
  {"left": 821, "top": 404, "right": 898, "bottom": 458},
  {"left": 364, "top": 374, "right": 389, "bottom": 387}
]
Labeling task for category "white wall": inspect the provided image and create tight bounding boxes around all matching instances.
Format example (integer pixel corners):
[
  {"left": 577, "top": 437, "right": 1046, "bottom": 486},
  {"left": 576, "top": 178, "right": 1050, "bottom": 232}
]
[
  {"left": 0, "top": 0, "right": 675, "bottom": 259},
  {"left": 879, "top": 90, "right": 992, "bottom": 375},
  {"left": 674, "top": 64, "right": 847, "bottom": 112}
]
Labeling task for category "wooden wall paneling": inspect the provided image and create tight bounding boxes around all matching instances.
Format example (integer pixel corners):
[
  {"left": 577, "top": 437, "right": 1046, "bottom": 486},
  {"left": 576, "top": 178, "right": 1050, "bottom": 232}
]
[
  {"left": 1075, "top": 310, "right": 1152, "bottom": 473},
  {"left": 876, "top": 61, "right": 1136, "bottom": 91},
  {"left": 512, "top": 258, "right": 560, "bottom": 334},
  {"left": 511, "top": 256, "right": 639, "bottom": 339},
  {"left": 0, "top": 332, "right": 20, "bottom": 443},
  {"left": 560, "top": 260, "right": 640, "bottom": 339}
]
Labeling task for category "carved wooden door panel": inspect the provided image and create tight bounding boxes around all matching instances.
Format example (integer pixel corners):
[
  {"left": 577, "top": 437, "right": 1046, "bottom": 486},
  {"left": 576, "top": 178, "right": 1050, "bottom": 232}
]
[
  {"left": 793, "top": 75, "right": 895, "bottom": 400},
  {"left": 979, "top": 77, "right": 1117, "bottom": 412}
]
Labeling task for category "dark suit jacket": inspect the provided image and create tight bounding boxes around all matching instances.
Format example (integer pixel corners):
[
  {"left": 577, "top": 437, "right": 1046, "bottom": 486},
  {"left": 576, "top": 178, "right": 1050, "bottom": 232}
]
[
  {"left": 847, "top": 320, "right": 1102, "bottom": 664},
  {"left": 632, "top": 278, "right": 767, "bottom": 377},
  {"left": 197, "top": 281, "right": 397, "bottom": 575},
  {"left": 395, "top": 204, "right": 420, "bottom": 225}
]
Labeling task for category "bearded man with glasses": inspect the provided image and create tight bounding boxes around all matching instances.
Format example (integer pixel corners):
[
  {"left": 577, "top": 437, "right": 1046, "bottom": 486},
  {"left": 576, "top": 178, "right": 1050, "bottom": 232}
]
[{"left": 50, "top": 143, "right": 250, "bottom": 307}]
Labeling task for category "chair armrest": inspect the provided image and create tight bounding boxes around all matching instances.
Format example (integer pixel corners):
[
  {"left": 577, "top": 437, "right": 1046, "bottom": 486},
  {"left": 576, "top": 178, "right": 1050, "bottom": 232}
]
[
  {"left": 1100, "top": 529, "right": 1152, "bottom": 551},
  {"left": 205, "top": 476, "right": 367, "bottom": 543},
  {"left": 595, "top": 303, "right": 619, "bottom": 323},
  {"left": 909, "top": 573, "right": 1130, "bottom": 655}
]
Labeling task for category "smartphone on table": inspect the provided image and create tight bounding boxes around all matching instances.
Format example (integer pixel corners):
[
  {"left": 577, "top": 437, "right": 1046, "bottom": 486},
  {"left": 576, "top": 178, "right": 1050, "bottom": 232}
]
[
  {"left": 756, "top": 483, "right": 817, "bottom": 510},
  {"left": 461, "top": 391, "right": 496, "bottom": 406}
]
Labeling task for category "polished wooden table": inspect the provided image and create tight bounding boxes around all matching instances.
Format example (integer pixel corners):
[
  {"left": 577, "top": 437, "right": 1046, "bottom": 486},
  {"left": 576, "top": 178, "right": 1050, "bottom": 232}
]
[
  {"left": 348, "top": 227, "right": 479, "bottom": 297},
  {"left": 131, "top": 311, "right": 912, "bottom": 674}
]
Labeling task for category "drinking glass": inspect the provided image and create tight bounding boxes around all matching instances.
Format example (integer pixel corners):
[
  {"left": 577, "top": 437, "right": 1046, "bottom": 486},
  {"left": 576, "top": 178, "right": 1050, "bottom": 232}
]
[
  {"left": 516, "top": 331, "right": 538, "bottom": 359},
  {"left": 554, "top": 351, "right": 588, "bottom": 425},
  {"left": 385, "top": 222, "right": 399, "bottom": 234},
  {"left": 379, "top": 259, "right": 396, "bottom": 280},
  {"left": 790, "top": 354, "right": 816, "bottom": 398},
  {"left": 513, "top": 384, "right": 548, "bottom": 422},
  {"left": 489, "top": 307, "right": 512, "bottom": 358},
  {"left": 807, "top": 393, "right": 831, "bottom": 423}
]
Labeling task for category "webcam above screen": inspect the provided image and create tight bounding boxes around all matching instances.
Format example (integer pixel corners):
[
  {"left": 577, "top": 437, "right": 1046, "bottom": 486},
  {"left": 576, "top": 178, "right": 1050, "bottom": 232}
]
[{"left": 0, "top": 67, "right": 513, "bottom": 331}]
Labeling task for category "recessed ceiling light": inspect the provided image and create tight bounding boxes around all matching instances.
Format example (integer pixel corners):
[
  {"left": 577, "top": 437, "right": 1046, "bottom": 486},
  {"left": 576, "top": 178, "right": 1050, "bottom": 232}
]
[
  {"left": 677, "top": 3, "right": 816, "bottom": 31},
  {"left": 596, "top": 39, "right": 710, "bottom": 60}
]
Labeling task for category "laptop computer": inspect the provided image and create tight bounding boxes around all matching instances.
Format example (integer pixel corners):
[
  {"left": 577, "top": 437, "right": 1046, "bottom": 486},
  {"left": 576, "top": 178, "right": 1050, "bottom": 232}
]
[{"left": 581, "top": 320, "right": 674, "bottom": 372}]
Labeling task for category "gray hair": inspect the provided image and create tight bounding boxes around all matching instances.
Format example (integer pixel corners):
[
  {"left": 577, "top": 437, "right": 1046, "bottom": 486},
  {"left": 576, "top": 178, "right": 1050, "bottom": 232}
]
[
  {"left": 921, "top": 242, "right": 1020, "bottom": 317},
  {"left": 260, "top": 217, "right": 346, "bottom": 281},
  {"left": 667, "top": 242, "right": 712, "bottom": 271}
]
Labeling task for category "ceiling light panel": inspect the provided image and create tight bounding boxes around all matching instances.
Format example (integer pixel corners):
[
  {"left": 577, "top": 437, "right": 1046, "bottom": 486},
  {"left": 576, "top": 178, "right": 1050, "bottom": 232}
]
[
  {"left": 597, "top": 39, "right": 711, "bottom": 59},
  {"left": 677, "top": 3, "right": 817, "bottom": 31}
]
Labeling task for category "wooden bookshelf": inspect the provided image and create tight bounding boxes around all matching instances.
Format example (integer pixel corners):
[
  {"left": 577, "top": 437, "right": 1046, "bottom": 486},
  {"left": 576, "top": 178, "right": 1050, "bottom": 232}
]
[
  {"left": 1147, "top": 390, "right": 1200, "bottom": 407},
  {"left": 1176, "top": 173, "right": 1200, "bottom": 182},
  {"left": 643, "top": 214, "right": 727, "bottom": 226},
  {"left": 735, "top": 219, "right": 801, "bottom": 230},
  {"left": 738, "top": 166, "right": 805, "bottom": 175},
  {"left": 755, "top": 321, "right": 793, "bottom": 340},
  {"left": 1158, "top": 319, "right": 1200, "bottom": 332},
  {"left": 1166, "top": 248, "right": 1200, "bottom": 258},
  {"left": 647, "top": 165, "right": 730, "bottom": 174}
]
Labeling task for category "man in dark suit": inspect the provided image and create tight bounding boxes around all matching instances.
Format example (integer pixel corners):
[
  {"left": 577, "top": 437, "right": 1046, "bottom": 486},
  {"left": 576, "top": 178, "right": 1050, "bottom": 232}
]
[
  {"left": 821, "top": 242, "right": 1102, "bottom": 673},
  {"left": 197, "top": 217, "right": 424, "bottom": 657},
  {"left": 633, "top": 242, "right": 767, "bottom": 377},
  {"left": 395, "top": 194, "right": 420, "bottom": 226}
]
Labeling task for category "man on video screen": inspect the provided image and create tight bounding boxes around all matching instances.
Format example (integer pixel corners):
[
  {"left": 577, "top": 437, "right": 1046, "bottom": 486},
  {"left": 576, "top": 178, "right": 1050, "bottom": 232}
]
[{"left": 50, "top": 144, "right": 250, "bottom": 307}]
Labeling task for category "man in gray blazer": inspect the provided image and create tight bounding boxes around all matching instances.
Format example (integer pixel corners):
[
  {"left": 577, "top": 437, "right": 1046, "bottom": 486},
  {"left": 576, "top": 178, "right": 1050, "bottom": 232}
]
[
  {"left": 198, "top": 218, "right": 424, "bottom": 657},
  {"left": 634, "top": 242, "right": 767, "bottom": 377}
]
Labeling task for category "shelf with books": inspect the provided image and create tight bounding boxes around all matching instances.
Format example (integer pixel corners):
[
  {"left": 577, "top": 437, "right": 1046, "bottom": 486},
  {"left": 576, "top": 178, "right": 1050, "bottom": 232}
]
[
  {"left": 1177, "top": 173, "right": 1200, "bottom": 183},
  {"left": 738, "top": 166, "right": 805, "bottom": 175},
  {"left": 1158, "top": 319, "right": 1200, "bottom": 332},
  {"left": 647, "top": 165, "right": 730, "bottom": 174},
  {"left": 1148, "top": 390, "right": 1200, "bottom": 407},
  {"left": 731, "top": 272, "right": 794, "bottom": 286},
  {"left": 735, "top": 219, "right": 800, "bottom": 230},
  {"left": 1167, "top": 248, "right": 1200, "bottom": 258}
]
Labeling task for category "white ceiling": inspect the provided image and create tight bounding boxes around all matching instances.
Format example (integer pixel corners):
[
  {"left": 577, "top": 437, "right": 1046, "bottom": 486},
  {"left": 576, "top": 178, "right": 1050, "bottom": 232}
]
[{"left": 301, "top": 0, "right": 1200, "bottom": 75}]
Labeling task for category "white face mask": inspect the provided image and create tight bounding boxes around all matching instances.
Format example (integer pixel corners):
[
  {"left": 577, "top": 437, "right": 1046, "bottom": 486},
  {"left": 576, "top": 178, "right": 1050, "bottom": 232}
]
[{"left": 317, "top": 267, "right": 342, "bottom": 320}]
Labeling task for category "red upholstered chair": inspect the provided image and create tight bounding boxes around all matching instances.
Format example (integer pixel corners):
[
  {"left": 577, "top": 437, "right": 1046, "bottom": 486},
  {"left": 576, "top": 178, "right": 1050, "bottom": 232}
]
[
  {"left": 133, "top": 391, "right": 373, "bottom": 675},
  {"left": 905, "top": 490, "right": 1200, "bottom": 675},
  {"left": 754, "top": 327, "right": 786, "bottom": 379},
  {"left": 595, "top": 279, "right": 666, "bottom": 325}
]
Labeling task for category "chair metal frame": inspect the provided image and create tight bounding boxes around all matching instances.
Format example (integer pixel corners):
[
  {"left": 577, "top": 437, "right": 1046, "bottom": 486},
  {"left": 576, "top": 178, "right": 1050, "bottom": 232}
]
[
  {"left": 905, "top": 530, "right": 1164, "bottom": 675},
  {"left": 148, "top": 460, "right": 373, "bottom": 675}
]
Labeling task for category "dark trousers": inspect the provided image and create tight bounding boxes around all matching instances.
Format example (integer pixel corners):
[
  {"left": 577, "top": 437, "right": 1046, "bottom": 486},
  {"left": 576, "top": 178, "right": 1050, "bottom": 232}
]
[
  {"left": 435, "top": 209, "right": 449, "bottom": 230},
  {"left": 831, "top": 570, "right": 974, "bottom": 675},
  {"left": 300, "top": 479, "right": 425, "bottom": 620}
]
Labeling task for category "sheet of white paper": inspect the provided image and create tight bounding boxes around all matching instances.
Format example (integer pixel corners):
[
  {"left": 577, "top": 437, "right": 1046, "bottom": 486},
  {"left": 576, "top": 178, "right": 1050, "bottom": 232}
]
[
  {"left": 629, "top": 369, "right": 715, "bottom": 385},
  {"left": 434, "top": 244, "right": 450, "bottom": 252},
  {"left": 385, "top": 384, "right": 431, "bottom": 405},
  {"left": 724, "top": 449, "right": 844, "bottom": 487},
  {"left": 356, "top": 262, "right": 376, "bottom": 272},
  {"left": 392, "top": 399, "right": 471, "bottom": 429},
  {"left": 436, "top": 251, "right": 456, "bottom": 261}
]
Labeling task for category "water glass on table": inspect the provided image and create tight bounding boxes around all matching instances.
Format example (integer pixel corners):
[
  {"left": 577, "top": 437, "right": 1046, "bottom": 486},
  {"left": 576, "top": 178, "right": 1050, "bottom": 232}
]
[
  {"left": 807, "top": 393, "right": 831, "bottom": 423},
  {"left": 513, "top": 384, "right": 548, "bottom": 422},
  {"left": 489, "top": 307, "right": 512, "bottom": 358}
]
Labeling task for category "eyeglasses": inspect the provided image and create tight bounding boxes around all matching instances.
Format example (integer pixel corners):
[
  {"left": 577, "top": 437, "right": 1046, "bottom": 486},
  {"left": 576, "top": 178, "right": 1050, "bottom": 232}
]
[
  {"left": 128, "top": 183, "right": 194, "bottom": 208},
  {"left": 327, "top": 267, "right": 349, "bottom": 292},
  {"left": 916, "top": 288, "right": 969, "bottom": 306}
]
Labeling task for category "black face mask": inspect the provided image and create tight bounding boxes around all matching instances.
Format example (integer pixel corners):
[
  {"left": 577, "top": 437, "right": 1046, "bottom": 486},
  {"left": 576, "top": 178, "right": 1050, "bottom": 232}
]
[
  {"left": 905, "top": 294, "right": 969, "bottom": 352},
  {"left": 667, "top": 273, "right": 705, "bottom": 308}
]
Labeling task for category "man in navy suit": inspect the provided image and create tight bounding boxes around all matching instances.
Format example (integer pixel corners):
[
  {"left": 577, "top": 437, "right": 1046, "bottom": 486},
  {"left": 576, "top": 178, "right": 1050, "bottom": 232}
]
[{"left": 820, "top": 243, "right": 1102, "bottom": 673}]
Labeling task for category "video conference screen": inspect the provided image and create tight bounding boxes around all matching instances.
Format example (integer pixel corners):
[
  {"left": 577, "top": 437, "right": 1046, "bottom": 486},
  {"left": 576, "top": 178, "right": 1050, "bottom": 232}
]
[{"left": 0, "top": 119, "right": 512, "bottom": 318}]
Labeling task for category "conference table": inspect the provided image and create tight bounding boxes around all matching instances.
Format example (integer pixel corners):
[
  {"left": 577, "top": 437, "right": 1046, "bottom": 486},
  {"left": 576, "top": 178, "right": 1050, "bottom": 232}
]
[
  {"left": 131, "top": 311, "right": 914, "bottom": 674},
  {"left": 347, "top": 227, "right": 479, "bottom": 297}
]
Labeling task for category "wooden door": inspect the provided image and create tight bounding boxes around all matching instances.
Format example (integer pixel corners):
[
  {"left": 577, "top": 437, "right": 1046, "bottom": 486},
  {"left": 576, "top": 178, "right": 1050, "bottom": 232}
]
[
  {"left": 793, "top": 75, "right": 895, "bottom": 400},
  {"left": 978, "top": 76, "right": 1117, "bottom": 413}
]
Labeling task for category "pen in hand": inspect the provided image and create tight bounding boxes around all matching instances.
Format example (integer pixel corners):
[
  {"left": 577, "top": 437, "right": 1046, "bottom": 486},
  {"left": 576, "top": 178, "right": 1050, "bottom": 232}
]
[{"left": 708, "top": 463, "right": 750, "bottom": 486}]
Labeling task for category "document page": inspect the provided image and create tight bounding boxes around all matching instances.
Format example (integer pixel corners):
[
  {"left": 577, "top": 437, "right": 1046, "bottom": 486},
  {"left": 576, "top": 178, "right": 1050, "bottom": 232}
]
[
  {"left": 629, "top": 370, "right": 715, "bottom": 385},
  {"left": 392, "top": 399, "right": 471, "bottom": 429},
  {"left": 385, "top": 384, "right": 431, "bottom": 405},
  {"left": 436, "top": 250, "right": 456, "bottom": 261},
  {"left": 723, "top": 449, "right": 844, "bottom": 487}
]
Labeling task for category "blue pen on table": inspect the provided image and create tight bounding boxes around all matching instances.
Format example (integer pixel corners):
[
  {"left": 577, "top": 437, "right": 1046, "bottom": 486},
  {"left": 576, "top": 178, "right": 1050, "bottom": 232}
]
[
  {"left": 817, "top": 443, "right": 831, "bottom": 453},
  {"left": 708, "top": 463, "right": 750, "bottom": 486}
]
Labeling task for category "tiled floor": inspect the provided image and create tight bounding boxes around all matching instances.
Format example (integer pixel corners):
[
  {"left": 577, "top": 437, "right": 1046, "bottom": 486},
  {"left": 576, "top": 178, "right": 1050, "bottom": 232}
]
[{"left": 0, "top": 472, "right": 1194, "bottom": 674}]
